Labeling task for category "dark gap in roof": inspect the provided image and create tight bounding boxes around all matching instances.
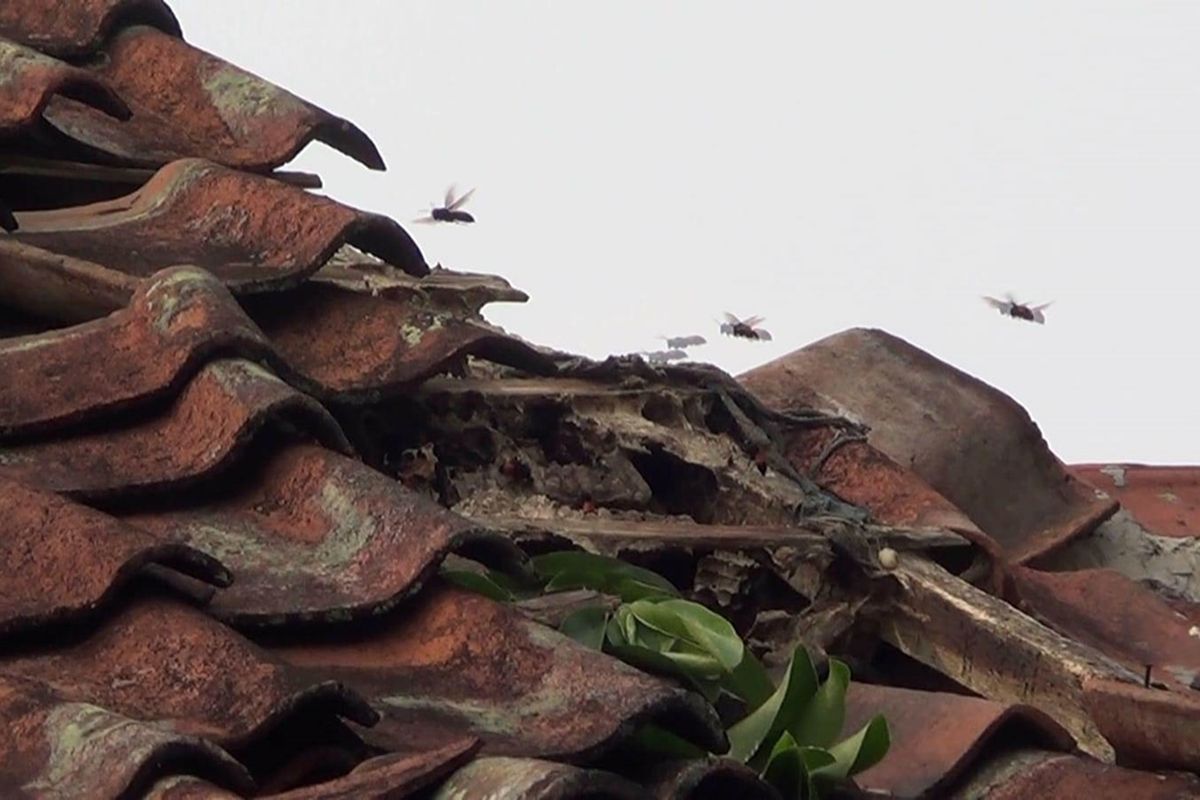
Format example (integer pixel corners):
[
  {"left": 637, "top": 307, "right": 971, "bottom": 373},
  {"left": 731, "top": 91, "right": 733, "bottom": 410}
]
[
  {"left": 863, "top": 642, "right": 980, "bottom": 696},
  {"left": 0, "top": 303, "right": 64, "bottom": 337},
  {"left": 611, "top": 547, "right": 698, "bottom": 595},
  {"left": 626, "top": 445, "right": 719, "bottom": 523},
  {"left": 119, "top": 740, "right": 255, "bottom": 800},
  {"left": 238, "top": 714, "right": 374, "bottom": 795}
]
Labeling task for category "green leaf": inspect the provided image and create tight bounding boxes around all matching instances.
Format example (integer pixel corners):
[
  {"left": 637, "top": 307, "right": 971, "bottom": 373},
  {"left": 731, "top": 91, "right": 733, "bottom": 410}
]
[
  {"left": 726, "top": 645, "right": 818, "bottom": 763},
  {"left": 629, "top": 724, "right": 710, "bottom": 759},
  {"left": 559, "top": 606, "right": 608, "bottom": 649},
  {"left": 612, "top": 576, "right": 677, "bottom": 602},
  {"left": 439, "top": 569, "right": 515, "bottom": 602},
  {"left": 657, "top": 599, "right": 745, "bottom": 672},
  {"left": 762, "top": 732, "right": 803, "bottom": 796},
  {"left": 531, "top": 551, "right": 678, "bottom": 597},
  {"left": 799, "top": 747, "right": 838, "bottom": 800},
  {"left": 723, "top": 650, "right": 774, "bottom": 708},
  {"left": 812, "top": 715, "right": 890, "bottom": 782},
  {"left": 792, "top": 658, "right": 850, "bottom": 748}
]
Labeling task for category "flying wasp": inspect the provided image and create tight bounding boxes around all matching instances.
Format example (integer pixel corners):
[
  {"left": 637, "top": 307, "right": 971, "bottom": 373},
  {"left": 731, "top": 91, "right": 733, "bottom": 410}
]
[
  {"left": 414, "top": 185, "right": 476, "bottom": 225},
  {"left": 982, "top": 294, "right": 1052, "bottom": 325},
  {"left": 719, "top": 313, "right": 772, "bottom": 341}
]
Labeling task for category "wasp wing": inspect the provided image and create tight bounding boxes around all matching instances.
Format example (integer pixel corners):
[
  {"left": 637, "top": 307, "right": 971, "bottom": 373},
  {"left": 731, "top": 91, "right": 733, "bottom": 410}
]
[
  {"left": 981, "top": 296, "right": 1011, "bottom": 312},
  {"left": 742, "top": 315, "right": 766, "bottom": 327},
  {"left": 752, "top": 327, "right": 773, "bottom": 341},
  {"left": 448, "top": 187, "right": 476, "bottom": 210},
  {"left": 412, "top": 215, "right": 438, "bottom": 225},
  {"left": 443, "top": 184, "right": 457, "bottom": 208}
]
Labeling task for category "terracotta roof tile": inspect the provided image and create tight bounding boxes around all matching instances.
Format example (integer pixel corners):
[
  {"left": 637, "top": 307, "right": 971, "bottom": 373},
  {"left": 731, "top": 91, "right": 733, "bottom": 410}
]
[
  {"left": 10, "top": 159, "right": 426, "bottom": 287},
  {"left": 741, "top": 327, "right": 1118, "bottom": 564},
  {"left": 260, "top": 740, "right": 480, "bottom": 799},
  {"left": 842, "top": 683, "right": 1075, "bottom": 798},
  {"left": 0, "top": 598, "right": 380, "bottom": 749},
  {"left": 242, "top": 283, "right": 556, "bottom": 402},
  {"left": 1071, "top": 464, "right": 1200, "bottom": 538},
  {"left": 0, "top": 0, "right": 180, "bottom": 58},
  {"left": 643, "top": 757, "right": 781, "bottom": 800},
  {"left": 968, "top": 751, "right": 1200, "bottom": 800},
  {"left": 40, "top": 26, "right": 385, "bottom": 171},
  {"left": 125, "top": 444, "right": 523, "bottom": 627},
  {"left": 0, "top": 674, "right": 255, "bottom": 798},
  {"left": 0, "top": 476, "right": 229, "bottom": 636},
  {"left": 0, "top": 267, "right": 273, "bottom": 437},
  {"left": 271, "top": 584, "right": 726, "bottom": 761},
  {"left": 0, "top": 36, "right": 128, "bottom": 134},
  {"left": 0, "top": 238, "right": 138, "bottom": 324},
  {"left": 0, "top": 358, "right": 350, "bottom": 501}
]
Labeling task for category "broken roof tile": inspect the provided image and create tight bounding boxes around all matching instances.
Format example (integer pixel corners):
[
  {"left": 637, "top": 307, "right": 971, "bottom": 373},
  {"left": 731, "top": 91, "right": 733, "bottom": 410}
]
[
  {"left": 42, "top": 25, "right": 385, "bottom": 171},
  {"left": 1071, "top": 464, "right": 1200, "bottom": 538},
  {"left": 430, "top": 757, "right": 644, "bottom": 800},
  {"left": 10, "top": 158, "right": 427, "bottom": 286},
  {"left": 0, "top": 0, "right": 180, "bottom": 59},
  {"left": 125, "top": 444, "right": 523, "bottom": 627},
  {"left": 243, "top": 284, "right": 556, "bottom": 402},
  {"left": 0, "top": 36, "right": 129, "bottom": 134},
  {"left": 0, "top": 358, "right": 350, "bottom": 501},
  {"left": 0, "top": 475, "right": 230, "bottom": 637},
  {"left": 0, "top": 598, "right": 380, "bottom": 750},
  {"left": 842, "top": 683, "right": 1075, "bottom": 798},
  {"left": 271, "top": 583, "right": 726, "bottom": 762},
  {"left": 316, "top": 256, "right": 531, "bottom": 316},
  {"left": 0, "top": 266, "right": 274, "bottom": 438},
  {"left": 262, "top": 739, "right": 480, "bottom": 800},
  {"left": 1082, "top": 677, "right": 1200, "bottom": 772},
  {"left": 0, "top": 673, "right": 254, "bottom": 799},
  {"left": 740, "top": 328, "right": 1117, "bottom": 563}
]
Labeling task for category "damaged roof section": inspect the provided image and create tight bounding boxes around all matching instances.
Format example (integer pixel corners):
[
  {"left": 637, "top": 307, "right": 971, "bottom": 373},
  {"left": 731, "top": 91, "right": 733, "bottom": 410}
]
[
  {"left": 741, "top": 327, "right": 1118, "bottom": 564},
  {"left": 0, "top": 35, "right": 129, "bottom": 134}
]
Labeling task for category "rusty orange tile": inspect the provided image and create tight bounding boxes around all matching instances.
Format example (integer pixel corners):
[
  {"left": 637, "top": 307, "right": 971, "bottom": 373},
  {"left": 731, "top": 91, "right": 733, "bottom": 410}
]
[
  {"left": 271, "top": 583, "right": 726, "bottom": 761},
  {"left": 0, "top": 266, "right": 274, "bottom": 438},
  {"left": 244, "top": 283, "right": 556, "bottom": 402},
  {"left": 0, "top": 598, "right": 380, "bottom": 749},
  {"left": 1071, "top": 464, "right": 1200, "bottom": 538},
  {"left": 0, "top": 36, "right": 128, "bottom": 134},
  {"left": 42, "top": 25, "right": 385, "bottom": 171},
  {"left": 1083, "top": 677, "right": 1200, "bottom": 772},
  {"left": 843, "top": 682, "right": 1075, "bottom": 798},
  {"left": 1012, "top": 567, "right": 1200, "bottom": 692},
  {"left": 0, "top": 475, "right": 229, "bottom": 637},
  {"left": 0, "top": 673, "right": 254, "bottom": 798},
  {"left": 981, "top": 753, "right": 1200, "bottom": 800},
  {"left": 0, "top": 0, "right": 179, "bottom": 58},
  {"left": 0, "top": 358, "right": 350, "bottom": 501},
  {"left": 125, "top": 444, "right": 524, "bottom": 627},
  {"left": 11, "top": 159, "right": 426, "bottom": 285},
  {"left": 741, "top": 328, "right": 1117, "bottom": 564}
]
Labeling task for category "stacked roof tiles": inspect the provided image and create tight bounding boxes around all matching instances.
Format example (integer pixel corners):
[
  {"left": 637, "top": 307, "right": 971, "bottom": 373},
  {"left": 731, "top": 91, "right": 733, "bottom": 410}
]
[{"left": 2, "top": 3, "right": 1200, "bottom": 798}]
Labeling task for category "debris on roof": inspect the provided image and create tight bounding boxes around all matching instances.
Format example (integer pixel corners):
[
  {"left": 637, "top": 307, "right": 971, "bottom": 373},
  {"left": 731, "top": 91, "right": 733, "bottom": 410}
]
[{"left": 3, "top": 2, "right": 1199, "bottom": 798}]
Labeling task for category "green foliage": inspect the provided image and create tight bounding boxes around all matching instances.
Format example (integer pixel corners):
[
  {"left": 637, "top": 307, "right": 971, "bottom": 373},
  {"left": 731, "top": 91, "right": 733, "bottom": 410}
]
[{"left": 442, "top": 549, "right": 890, "bottom": 799}]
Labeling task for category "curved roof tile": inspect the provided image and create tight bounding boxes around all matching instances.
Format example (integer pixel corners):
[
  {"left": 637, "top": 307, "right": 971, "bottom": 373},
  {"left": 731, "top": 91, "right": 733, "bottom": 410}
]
[
  {"left": 1071, "top": 464, "right": 1200, "bottom": 538},
  {"left": 0, "top": 266, "right": 273, "bottom": 438},
  {"left": 0, "top": 476, "right": 230, "bottom": 637},
  {"left": 41, "top": 25, "right": 385, "bottom": 171},
  {"left": 0, "top": 36, "right": 128, "bottom": 134},
  {"left": 0, "top": 674, "right": 254, "bottom": 799},
  {"left": 10, "top": 159, "right": 427, "bottom": 286},
  {"left": 271, "top": 584, "right": 727, "bottom": 762},
  {"left": 741, "top": 328, "right": 1117, "bottom": 564},
  {"left": 0, "top": 598, "right": 380, "bottom": 749},
  {"left": 0, "top": 358, "right": 351, "bottom": 501},
  {"left": 244, "top": 284, "right": 557, "bottom": 402},
  {"left": 0, "top": 0, "right": 180, "bottom": 58},
  {"left": 126, "top": 444, "right": 524, "bottom": 627},
  {"left": 430, "top": 757, "right": 645, "bottom": 800}
]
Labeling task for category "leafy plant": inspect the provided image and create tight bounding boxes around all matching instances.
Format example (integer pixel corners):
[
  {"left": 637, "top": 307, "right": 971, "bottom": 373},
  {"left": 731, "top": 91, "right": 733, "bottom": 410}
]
[{"left": 441, "top": 550, "right": 890, "bottom": 799}]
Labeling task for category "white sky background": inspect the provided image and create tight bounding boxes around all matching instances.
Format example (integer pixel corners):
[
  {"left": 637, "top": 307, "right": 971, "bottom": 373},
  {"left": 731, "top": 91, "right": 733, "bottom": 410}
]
[{"left": 171, "top": 1, "right": 1200, "bottom": 464}]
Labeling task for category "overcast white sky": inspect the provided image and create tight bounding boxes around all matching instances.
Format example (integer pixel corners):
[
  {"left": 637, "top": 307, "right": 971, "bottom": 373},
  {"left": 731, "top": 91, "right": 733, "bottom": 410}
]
[{"left": 172, "top": 2, "right": 1200, "bottom": 464}]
